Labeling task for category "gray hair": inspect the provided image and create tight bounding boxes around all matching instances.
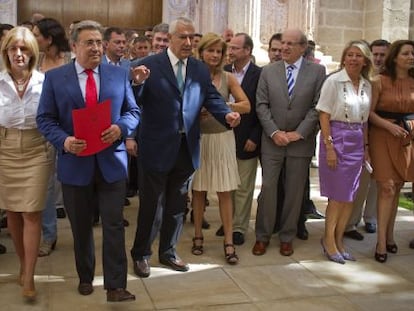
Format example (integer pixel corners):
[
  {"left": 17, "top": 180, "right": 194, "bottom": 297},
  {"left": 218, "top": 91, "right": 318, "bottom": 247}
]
[
  {"left": 169, "top": 17, "right": 194, "bottom": 34},
  {"left": 70, "top": 20, "right": 102, "bottom": 43},
  {"left": 152, "top": 22, "right": 169, "bottom": 35}
]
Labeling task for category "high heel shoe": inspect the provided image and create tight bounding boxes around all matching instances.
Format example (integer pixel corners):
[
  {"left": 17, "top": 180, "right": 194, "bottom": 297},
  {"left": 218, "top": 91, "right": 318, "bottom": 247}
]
[
  {"left": 341, "top": 251, "right": 356, "bottom": 261},
  {"left": 224, "top": 243, "right": 239, "bottom": 265},
  {"left": 38, "top": 239, "right": 57, "bottom": 257},
  {"left": 22, "top": 289, "right": 36, "bottom": 302},
  {"left": 320, "top": 238, "right": 345, "bottom": 264},
  {"left": 375, "top": 244, "right": 388, "bottom": 263},
  {"left": 191, "top": 237, "right": 204, "bottom": 255},
  {"left": 386, "top": 243, "right": 398, "bottom": 254}
]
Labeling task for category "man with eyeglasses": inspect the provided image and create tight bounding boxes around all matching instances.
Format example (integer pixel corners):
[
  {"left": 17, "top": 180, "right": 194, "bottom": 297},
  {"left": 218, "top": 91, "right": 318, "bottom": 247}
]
[
  {"left": 253, "top": 29, "right": 326, "bottom": 257},
  {"left": 37, "top": 20, "right": 140, "bottom": 302}
]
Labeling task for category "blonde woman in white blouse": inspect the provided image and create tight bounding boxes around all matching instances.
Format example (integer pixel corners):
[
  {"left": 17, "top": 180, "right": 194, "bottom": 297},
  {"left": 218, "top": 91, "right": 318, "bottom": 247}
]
[
  {"left": 0, "top": 27, "right": 53, "bottom": 301},
  {"left": 316, "top": 40, "right": 373, "bottom": 264}
]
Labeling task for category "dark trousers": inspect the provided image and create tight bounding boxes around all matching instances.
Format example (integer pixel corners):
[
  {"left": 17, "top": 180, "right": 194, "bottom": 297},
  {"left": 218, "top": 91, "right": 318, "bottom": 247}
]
[
  {"left": 62, "top": 166, "right": 127, "bottom": 290},
  {"left": 131, "top": 136, "right": 194, "bottom": 260}
]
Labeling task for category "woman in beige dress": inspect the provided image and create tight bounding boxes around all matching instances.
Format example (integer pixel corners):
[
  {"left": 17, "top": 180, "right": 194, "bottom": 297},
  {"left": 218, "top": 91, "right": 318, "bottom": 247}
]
[
  {"left": 0, "top": 27, "right": 53, "bottom": 300},
  {"left": 191, "top": 33, "right": 250, "bottom": 264}
]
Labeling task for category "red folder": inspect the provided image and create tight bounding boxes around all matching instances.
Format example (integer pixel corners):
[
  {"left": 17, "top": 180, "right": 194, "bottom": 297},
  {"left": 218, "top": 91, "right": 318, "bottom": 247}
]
[{"left": 72, "top": 99, "right": 112, "bottom": 156}]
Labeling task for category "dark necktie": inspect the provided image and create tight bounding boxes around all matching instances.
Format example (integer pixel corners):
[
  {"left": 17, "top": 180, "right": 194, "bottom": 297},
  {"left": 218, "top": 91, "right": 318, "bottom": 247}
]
[
  {"left": 176, "top": 60, "right": 184, "bottom": 93},
  {"left": 286, "top": 65, "right": 295, "bottom": 98},
  {"left": 85, "top": 69, "right": 97, "bottom": 107}
]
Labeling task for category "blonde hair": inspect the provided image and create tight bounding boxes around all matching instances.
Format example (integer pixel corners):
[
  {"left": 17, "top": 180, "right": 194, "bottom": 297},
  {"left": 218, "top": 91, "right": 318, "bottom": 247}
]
[
  {"left": 1, "top": 26, "right": 39, "bottom": 73},
  {"left": 197, "top": 32, "right": 227, "bottom": 72},
  {"left": 340, "top": 40, "right": 374, "bottom": 82}
]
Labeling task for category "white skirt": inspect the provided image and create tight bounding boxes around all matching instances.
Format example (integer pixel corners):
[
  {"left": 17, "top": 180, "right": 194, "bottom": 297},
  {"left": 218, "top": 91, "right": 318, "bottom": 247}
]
[{"left": 192, "top": 130, "right": 240, "bottom": 192}]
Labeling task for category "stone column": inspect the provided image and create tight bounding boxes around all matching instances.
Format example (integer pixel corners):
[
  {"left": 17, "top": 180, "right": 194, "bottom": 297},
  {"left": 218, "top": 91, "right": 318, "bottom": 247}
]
[{"left": 0, "top": 0, "right": 17, "bottom": 25}]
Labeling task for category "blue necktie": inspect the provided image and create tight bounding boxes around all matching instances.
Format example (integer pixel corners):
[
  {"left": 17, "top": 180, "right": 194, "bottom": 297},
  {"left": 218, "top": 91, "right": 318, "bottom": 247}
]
[
  {"left": 286, "top": 65, "right": 295, "bottom": 98},
  {"left": 176, "top": 60, "right": 184, "bottom": 93}
]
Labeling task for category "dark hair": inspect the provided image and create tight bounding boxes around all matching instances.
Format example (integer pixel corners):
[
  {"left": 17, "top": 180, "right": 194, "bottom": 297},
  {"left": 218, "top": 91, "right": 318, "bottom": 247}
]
[
  {"left": 370, "top": 39, "right": 390, "bottom": 50},
  {"left": 383, "top": 40, "right": 414, "bottom": 80},
  {"left": 133, "top": 36, "right": 151, "bottom": 45},
  {"left": 0, "top": 23, "right": 14, "bottom": 40},
  {"left": 103, "top": 27, "right": 125, "bottom": 41},
  {"left": 35, "top": 18, "right": 70, "bottom": 52},
  {"left": 234, "top": 32, "right": 254, "bottom": 54},
  {"left": 268, "top": 33, "right": 282, "bottom": 49}
]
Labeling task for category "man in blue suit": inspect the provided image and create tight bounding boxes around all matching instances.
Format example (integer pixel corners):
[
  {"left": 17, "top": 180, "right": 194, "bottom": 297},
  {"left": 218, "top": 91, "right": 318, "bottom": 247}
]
[
  {"left": 130, "top": 17, "right": 241, "bottom": 277},
  {"left": 36, "top": 20, "right": 139, "bottom": 303}
]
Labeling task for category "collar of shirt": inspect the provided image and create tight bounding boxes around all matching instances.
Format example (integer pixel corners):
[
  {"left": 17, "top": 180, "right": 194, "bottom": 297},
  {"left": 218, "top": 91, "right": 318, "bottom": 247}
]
[
  {"left": 284, "top": 57, "right": 303, "bottom": 80},
  {"left": 105, "top": 54, "right": 120, "bottom": 66},
  {"left": 167, "top": 48, "right": 188, "bottom": 71},
  {"left": 74, "top": 61, "right": 100, "bottom": 100},
  {"left": 231, "top": 61, "right": 250, "bottom": 83}
]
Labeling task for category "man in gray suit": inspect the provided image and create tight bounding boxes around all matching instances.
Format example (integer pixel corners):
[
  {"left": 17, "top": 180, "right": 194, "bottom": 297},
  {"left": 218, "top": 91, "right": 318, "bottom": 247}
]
[{"left": 253, "top": 29, "right": 325, "bottom": 256}]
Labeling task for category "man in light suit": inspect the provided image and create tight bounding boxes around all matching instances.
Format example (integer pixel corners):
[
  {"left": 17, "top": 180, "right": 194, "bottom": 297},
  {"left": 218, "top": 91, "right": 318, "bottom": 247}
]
[
  {"left": 36, "top": 20, "right": 139, "bottom": 302},
  {"left": 253, "top": 29, "right": 325, "bottom": 257},
  {"left": 224, "top": 32, "right": 262, "bottom": 246},
  {"left": 130, "top": 17, "right": 241, "bottom": 277}
]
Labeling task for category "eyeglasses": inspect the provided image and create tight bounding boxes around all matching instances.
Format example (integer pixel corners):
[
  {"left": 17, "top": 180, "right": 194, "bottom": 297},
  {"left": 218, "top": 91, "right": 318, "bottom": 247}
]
[
  {"left": 281, "top": 41, "right": 304, "bottom": 47},
  {"left": 228, "top": 46, "right": 244, "bottom": 51},
  {"left": 79, "top": 40, "right": 103, "bottom": 48},
  {"left": 175, "top": 34, "right": 195, "bottom": 40}
]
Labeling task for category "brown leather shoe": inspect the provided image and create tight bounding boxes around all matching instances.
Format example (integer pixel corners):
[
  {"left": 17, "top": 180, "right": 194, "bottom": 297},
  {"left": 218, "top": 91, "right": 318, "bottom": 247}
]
[
  {"left": 78, "top": 282, "right": 93, "bottom": 295},
  {"left": 107, "top": 288, "right": 135, "bottom": 302},
  {"left": 252, "top": 241, "right": 269, "bottom": 256},
  {"left": 159, "top": 256, "right": 189, "bottom": 272},
  {"left": 133, "top": 259, "right": 150, "bottom": 278},
  {"left": 280, "top": 242, "right": 294, "bottom": 256}
]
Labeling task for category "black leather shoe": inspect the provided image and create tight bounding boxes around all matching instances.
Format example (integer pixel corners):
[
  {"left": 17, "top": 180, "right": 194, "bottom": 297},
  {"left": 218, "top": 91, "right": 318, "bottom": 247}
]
[
  {"left": 56, "top": 207, "right": 66, "bottom": 219},
  {"left": 215, "top": 225, "right": 224, "bottom": 236},
  {"left": 126, "top": 189, "right": 137, "bottom": 198},
  {"left": 364, "top": 223, "right": 376, "bottom": 233},
  {"left": 159, "top": 256, "right": 189, "bottom": 272},
  {"left": 344, "top": 230, "right": 364, "bottom": 241},
  {"left": 305, "top": 209, "right": 325, "bottom": 219},
  {"left": 133, "top": 259, "right": 150, "bottom": 278},
  {"left": 107, "top": 288, "right": 135, "bottom": 302},
  {"left": 78, "top": 282, "right": 93, "bottom": 295},
  {"left": 296, "top": 225, "right": 309, "bottom": 240},
  {"left": 233, "top": 232, "right": 245, "bottom": 245},
  {"left": 0, "top": 243, "right": 6, "bottom": 254}
]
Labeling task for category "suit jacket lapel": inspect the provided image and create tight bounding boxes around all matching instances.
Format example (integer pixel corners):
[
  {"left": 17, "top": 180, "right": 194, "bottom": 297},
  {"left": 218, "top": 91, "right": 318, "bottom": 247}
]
[
  {"left": 275, "top": 62, "right": 289, "bottom": 99},
  {"left": 157, "top": 51, "right": 180, "bottom": 92},
  {"left": 64, "top": 63, "right": 84, "bottom": 109},
  {"left": 292, "top": 60, "right": 309, "bottom": 100},
  {"left": 98, "top": 64, "right": 114, "bottom": 103}
]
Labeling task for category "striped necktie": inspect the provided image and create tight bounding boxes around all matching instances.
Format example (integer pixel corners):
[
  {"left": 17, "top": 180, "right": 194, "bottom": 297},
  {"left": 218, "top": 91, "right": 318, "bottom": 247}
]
[{"left": 286, "top": 64, "right": 295, "bottom": 98}]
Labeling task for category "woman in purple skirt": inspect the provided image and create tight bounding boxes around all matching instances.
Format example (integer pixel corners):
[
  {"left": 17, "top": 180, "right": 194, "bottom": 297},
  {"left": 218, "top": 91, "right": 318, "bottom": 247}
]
[{"left": 317, "top": 41, "right": 373, "bottom": 264}]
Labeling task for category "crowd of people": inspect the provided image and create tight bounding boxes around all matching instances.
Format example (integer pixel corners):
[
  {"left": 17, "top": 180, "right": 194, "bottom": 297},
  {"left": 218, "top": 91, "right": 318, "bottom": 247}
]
[{"left": 0, "top": 12, "right": 413, "bottom": 305}]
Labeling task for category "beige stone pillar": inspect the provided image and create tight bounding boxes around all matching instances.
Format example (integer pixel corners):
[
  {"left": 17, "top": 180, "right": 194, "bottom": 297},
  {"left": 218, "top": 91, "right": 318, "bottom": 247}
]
[{"left": 0, "top": 0, "right": 17, "bottom": 25}]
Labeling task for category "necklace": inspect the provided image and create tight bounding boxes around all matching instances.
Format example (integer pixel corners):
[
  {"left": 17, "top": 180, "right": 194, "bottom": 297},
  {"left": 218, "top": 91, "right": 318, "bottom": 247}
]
[
  {"left": 342, "top": 80, "right": 366, "bottom": 127},
  {"left": 11, "top": 75, "right": 29, "bottom": 92}
]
